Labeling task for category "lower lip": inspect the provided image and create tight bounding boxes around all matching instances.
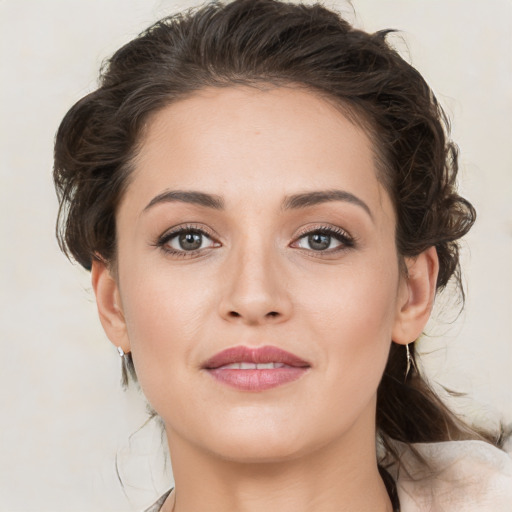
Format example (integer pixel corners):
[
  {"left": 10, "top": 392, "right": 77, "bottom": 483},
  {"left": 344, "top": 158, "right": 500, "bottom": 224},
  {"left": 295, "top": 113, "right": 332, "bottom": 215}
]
[{"left": 206, "top": 367, "right": 308, "bottom": 391}]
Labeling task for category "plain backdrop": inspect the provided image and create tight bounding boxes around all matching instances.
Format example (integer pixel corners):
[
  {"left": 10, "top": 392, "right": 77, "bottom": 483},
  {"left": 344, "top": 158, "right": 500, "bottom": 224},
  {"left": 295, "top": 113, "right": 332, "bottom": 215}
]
[{"left": 1, "top": 0, "right": 511, "bottom": 510}]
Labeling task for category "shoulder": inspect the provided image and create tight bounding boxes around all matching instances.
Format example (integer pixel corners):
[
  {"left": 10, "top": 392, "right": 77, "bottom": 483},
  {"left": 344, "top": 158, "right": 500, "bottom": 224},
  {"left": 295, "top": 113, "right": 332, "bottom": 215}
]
[{"left": 395, "top": 440, "right": 512, "bottom": 511}]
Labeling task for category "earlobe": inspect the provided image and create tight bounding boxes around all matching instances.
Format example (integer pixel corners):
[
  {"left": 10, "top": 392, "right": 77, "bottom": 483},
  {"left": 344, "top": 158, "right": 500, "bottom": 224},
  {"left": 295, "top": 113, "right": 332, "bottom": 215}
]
[
  {"left": 91, "top": 259, "right": 130, "bottom": 353},
  {"left": 392, "top": 246, "right": 439, "bottom": 345}
]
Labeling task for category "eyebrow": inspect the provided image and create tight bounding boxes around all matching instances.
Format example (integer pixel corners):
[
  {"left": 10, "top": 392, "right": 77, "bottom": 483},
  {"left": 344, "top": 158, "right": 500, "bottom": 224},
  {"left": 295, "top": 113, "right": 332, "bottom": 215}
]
[
  {"left": 282, "top": 190, "right": 373, "bottom": 219},
  {"left": 143, "top": 190, "right": 225, "bottom": 212},
  {"left": 143, "top": 188, "right": 372, "bottom": 219}
]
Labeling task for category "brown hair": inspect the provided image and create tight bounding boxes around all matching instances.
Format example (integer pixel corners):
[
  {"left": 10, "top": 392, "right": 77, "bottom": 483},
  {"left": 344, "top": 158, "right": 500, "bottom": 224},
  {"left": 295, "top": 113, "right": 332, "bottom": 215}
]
[{"left": 53, "top": 0, "right": 500, "bottom": 468}]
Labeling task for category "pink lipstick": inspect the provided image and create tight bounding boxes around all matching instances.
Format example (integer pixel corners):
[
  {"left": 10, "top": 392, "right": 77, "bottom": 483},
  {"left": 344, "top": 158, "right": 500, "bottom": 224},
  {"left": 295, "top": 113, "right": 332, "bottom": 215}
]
[{"left": 203, "top": 346, "right": 310, "bottom": 391}]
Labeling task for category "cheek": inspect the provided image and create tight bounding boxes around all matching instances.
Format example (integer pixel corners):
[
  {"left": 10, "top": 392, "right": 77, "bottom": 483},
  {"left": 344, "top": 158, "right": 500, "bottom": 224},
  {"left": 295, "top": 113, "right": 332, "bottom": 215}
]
[
  {"left": 122, "top": 256, "right": 215, "bottom": 331},
  {"left": 296, "top": 257, "right": 400, "bottom": 396},
  {"left": 298, "top": 258, "right": 400, "bottom": 341},
  {"left": 119, "top": 265, "right": 216, "bottom": 393}
]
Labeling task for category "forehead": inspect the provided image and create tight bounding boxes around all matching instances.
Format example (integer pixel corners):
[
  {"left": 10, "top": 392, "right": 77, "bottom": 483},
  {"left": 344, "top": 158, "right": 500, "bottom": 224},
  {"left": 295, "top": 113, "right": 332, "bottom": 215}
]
[{"left": 124, "top": 85, "right": 389, "bottom": 215}]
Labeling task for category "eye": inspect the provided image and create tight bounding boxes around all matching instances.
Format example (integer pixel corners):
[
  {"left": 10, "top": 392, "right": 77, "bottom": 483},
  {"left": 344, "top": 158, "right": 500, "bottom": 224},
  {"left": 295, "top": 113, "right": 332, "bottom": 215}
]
[
  {"left": 156, "top": 225, "right": 220, "bottom": 256},
  {"left": 171, "top": 231, "right": 209, "bottom": 251},
  {"left": 292, "top": 226, "right": 354, "bottom": 253}
]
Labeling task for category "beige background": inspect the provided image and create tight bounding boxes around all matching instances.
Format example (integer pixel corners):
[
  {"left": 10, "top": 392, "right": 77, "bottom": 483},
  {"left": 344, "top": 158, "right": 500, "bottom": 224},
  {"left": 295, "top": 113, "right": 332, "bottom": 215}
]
[{"left": 0, "top": 0, "right": 511, "bottom": 510}]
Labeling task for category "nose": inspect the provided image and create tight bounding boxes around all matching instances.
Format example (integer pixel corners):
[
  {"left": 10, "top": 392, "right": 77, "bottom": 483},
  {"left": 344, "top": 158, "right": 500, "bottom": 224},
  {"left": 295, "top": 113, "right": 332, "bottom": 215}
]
[{"left": 218, "top": 240, "right": 292, "bottom": 326}]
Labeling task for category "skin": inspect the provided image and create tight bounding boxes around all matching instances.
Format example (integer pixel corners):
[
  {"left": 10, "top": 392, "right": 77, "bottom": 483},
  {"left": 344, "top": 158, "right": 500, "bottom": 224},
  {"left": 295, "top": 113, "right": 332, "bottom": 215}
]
[{"left": 92, "top": 85, "right": 438, "bottom": 512}]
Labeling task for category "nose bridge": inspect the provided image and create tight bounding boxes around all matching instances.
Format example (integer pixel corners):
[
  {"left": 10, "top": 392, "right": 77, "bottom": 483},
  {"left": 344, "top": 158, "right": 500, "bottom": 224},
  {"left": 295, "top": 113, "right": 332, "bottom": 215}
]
[{"left": 219, "top": 228, "right": 291, "bottom": 324}]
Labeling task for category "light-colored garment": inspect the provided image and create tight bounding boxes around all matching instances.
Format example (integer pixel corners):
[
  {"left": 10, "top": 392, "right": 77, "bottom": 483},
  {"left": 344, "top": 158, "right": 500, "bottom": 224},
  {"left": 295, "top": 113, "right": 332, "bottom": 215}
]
[
  {"left": 393, "top": 440, "right": 512, "bottom": 511},
  {"left": 143, "top": 440, "right": 512, "bottom": 511}
]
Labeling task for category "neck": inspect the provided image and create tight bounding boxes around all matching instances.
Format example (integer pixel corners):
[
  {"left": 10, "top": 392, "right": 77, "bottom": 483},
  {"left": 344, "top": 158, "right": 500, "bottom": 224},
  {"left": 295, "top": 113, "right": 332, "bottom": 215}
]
[{"left": 163, "top": 409, "right": 392, "bottom": 512}]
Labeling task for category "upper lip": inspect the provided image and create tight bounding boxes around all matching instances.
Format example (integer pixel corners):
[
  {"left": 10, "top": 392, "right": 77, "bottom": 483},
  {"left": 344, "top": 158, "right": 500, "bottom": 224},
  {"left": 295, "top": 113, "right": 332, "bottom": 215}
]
[{"left": 203, "top": 345, "right": 310, "bottom": 369}]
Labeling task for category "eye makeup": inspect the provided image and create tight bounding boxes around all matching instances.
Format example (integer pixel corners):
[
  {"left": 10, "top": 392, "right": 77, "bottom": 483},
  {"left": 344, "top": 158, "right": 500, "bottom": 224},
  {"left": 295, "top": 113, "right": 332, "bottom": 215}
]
[
  {"left": 152, "top": 223, "right": 221, "bottom": 259},
  {"left": 291, "top": 224, "right": 356, "bottom": 254},
  {"left": 151, "top": 220, "right": 357, "bottom": 261}
]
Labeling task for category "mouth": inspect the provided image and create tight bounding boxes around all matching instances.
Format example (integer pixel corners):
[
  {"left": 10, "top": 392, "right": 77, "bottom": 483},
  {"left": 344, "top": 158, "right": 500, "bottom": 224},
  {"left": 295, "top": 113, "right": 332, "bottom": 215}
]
[{"left": 202, "top": 345, "right": 310, "bottom": 391}]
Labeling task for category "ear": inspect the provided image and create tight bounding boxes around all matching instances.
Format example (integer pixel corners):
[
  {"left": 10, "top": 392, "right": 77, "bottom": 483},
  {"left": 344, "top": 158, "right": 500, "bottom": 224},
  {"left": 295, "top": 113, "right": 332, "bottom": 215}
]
[
  {"left": 91, "top": 259, "right": 130, "bottom": 353},
  {"left": 392, "top": 246, "right": 439, "bottom": 345}
]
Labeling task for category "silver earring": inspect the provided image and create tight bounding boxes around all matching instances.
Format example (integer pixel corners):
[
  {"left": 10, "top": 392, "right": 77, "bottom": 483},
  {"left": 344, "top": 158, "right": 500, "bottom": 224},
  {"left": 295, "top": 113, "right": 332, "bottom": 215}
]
[
  {"left": 117, "top": 346, "right": 125, "bottom": 358},
  {"left": 404, "top": 343, "right": 416, "bottom": 382}
]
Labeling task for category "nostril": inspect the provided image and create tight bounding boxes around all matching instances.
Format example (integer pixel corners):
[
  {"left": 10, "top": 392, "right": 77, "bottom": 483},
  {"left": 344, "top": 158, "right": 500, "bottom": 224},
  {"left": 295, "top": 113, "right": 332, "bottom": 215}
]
[{"left": 227, "top": 310, "right": 279, "bottom": 319}]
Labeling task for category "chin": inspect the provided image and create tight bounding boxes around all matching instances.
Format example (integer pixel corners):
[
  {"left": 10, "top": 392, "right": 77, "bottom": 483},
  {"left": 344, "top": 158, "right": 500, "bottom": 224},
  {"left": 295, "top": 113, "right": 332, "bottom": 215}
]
[
  {"left": 211, "top": 433, "right": 310, "bottom": 464},
  {"left": 190, "top": 413, "right": 332, "bottom": 465}
]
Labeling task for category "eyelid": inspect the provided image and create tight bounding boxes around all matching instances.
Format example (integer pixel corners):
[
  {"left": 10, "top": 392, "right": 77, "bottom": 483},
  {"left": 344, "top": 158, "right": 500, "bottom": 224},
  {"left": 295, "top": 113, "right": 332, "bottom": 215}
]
[{"left": 293, "top": 223, "right": 352, "bottom": 239}]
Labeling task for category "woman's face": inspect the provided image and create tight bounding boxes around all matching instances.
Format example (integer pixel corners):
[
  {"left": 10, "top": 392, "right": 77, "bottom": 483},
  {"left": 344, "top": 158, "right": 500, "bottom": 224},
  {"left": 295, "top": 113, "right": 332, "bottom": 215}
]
[{"left": 107, "top": 85, "right": 411, "bottom": 462}]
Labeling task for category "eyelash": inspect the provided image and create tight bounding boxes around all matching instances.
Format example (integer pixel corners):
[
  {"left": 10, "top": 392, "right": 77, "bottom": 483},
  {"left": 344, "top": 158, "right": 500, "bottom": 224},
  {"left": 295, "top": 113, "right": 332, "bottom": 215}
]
[
  {"left": 154, "top": 224, "right": 355, "bottom": 258},
  {"left": 291, "top": 225, "right": 355, "bottom": 255},
  {"left": 154, "top": 224, "right": 220, "bottom": 259}
]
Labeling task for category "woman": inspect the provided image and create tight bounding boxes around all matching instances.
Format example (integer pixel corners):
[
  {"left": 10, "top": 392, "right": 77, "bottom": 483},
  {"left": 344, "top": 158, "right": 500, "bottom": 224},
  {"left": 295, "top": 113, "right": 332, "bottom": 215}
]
[{"left": 53, "top": 0, "right": 512, "bottom": 510}]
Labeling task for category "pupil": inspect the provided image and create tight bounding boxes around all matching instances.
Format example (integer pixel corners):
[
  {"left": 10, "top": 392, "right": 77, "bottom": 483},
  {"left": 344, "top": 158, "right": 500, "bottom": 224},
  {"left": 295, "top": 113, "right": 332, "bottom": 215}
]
[
  {"left": 179, "top": 232, "right": 202, "bottom": 250},
  {"left": 309, "top": 233, "right": 330, "bottom": 250}
]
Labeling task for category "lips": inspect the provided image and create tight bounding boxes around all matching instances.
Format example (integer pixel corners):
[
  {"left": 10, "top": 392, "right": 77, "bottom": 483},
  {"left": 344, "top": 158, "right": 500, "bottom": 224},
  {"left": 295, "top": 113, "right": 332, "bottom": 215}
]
[
  {"left": 203, "top": 345, "right": 310, "bottom": 391},
  {"left": 203, "top": 345, "right": 310, "bottom": 369}
]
